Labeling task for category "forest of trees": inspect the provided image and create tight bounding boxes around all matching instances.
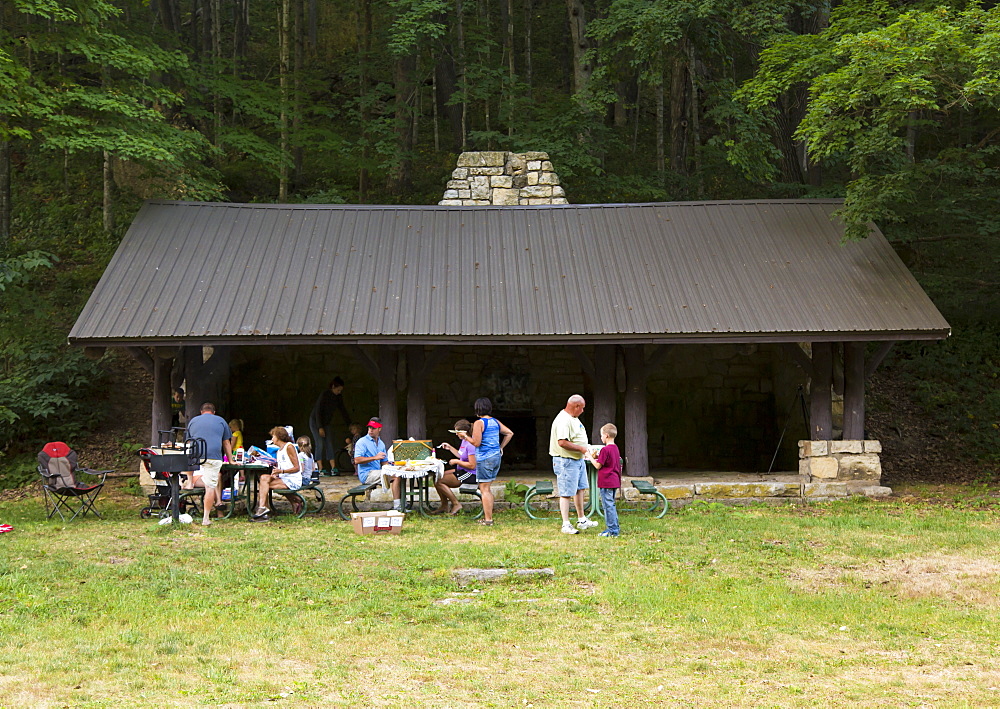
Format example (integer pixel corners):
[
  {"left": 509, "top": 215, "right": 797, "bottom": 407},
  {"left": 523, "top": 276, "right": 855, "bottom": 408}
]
[{"left": 0, "top": 0, "right": 997, "bottom": 474}]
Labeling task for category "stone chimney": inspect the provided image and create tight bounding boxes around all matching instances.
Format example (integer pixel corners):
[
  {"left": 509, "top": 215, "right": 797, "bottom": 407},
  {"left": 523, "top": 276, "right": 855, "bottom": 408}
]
[{"left": 439, "top": 151, "right": 569, "bottom": 206}]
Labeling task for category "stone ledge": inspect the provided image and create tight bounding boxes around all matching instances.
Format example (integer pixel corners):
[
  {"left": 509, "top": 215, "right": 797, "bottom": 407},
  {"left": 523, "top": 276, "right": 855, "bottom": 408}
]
[{"left": 694, "top": 482, "right": 801, "bottom": 498}]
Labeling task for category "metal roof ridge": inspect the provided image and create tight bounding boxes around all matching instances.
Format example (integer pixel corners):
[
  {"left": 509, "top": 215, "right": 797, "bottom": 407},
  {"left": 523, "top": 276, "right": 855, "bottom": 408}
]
[{"left": 142, "top": 198, "right": 847, "bottom": 210}]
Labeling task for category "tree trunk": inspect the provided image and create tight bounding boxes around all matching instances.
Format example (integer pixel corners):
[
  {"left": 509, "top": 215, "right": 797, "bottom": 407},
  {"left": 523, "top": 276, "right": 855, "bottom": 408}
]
[
  {"left": 655, "top": 62, "right": 665, "bottom": 180},
  {"left": 505, "top": 0, "right": 514, "bottom": 136},
  {"left": 687, "top": 41, "right": 703, "bottom": 197},
  {"left": 388, "top": 54, "right": 415, "bottom": 195},
  {"left": 233, "top": 0, "right": 249, "bottom": 65},
  {"left": 0, "top": 140, "right": 11, "bottom": 246},
  {"left": 278, "top": 0, "right": 290, "bottom": 201},
  {"left": 102, "top": 151, "right": 115, "bottom": 233},
  {"left": 566, "top": 0, "right": 592, "bottom": 101},
  {"left": 358, "top": 0, "right": 371, "bottom": 201},
  {"left": 457, "top": 0, "right": 467, "bottom": 150},
  {"left": 523, "top": 0, "right": 533, "bottom": 98},
  {"left": 293, "top": 0, "right": 304, "bottom": 187},
  {"left": 669, "top": 46, "right": 688, "bottom": 176}
]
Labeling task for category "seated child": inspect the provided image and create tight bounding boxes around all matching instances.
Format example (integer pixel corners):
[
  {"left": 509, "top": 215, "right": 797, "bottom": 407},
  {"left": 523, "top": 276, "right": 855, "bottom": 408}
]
[{"left": 297, "top": 436, "right": 316, "bottom": 485}]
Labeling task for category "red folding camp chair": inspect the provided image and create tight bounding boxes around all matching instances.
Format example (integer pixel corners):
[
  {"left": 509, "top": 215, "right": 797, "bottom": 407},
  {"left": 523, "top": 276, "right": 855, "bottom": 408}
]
[{"left": 37, "top": 442, "right": 111, "bottom": 521}]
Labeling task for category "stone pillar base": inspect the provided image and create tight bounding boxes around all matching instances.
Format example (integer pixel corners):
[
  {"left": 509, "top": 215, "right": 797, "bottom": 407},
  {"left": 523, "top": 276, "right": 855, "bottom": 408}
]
[{"left": 798, "top": 440, "right": 882, "bottom": 482}]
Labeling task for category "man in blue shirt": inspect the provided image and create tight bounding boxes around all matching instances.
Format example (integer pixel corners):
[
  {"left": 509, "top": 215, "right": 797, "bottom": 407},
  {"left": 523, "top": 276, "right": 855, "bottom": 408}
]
[
  {"left": 185, "top": 402, "right": 233, "bottom": 527},
  {"left": 353, "top": 418, "right": 403, "bottom": 510}
]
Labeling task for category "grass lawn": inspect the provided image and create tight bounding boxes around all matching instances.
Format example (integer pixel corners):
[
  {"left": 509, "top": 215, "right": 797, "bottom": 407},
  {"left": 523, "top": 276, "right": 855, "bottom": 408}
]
[{"left": 3, "top": 484, "right": 1000, "bottom": 707}]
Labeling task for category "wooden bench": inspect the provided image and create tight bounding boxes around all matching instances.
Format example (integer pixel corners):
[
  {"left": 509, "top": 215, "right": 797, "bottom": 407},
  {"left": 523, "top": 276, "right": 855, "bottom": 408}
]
[{"left": 338, "top": 481, "right": 380, "bottom": 520}]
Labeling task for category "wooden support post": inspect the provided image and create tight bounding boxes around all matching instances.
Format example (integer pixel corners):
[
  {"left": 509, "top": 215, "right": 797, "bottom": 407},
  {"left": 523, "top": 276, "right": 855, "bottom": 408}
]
[
  {"left": 591, "top": 344, "right": 616, "bottom": 444},
  {"left": 182, "top": 347, "right": 203, "bottom": 423},
  {"left": 377, "top": 348, "right": 399, "bottom": 444},
  {"left": 622, "top": 345, "right": 649, "bottom": 476},
  {"left": 810, "top": 342, "right": 833, "bottom": 441},
  {"left": 405, "top": 346, "right": 426, "bottom": 439},
  {"left": 152, "top": 351, "right": 173, "bottom": 444},
  {"left": 831, "top": 344, "right": 845, "bottom": 397},
  {"left": 843, "top": 341, "right": 865, "bottom": 440}
]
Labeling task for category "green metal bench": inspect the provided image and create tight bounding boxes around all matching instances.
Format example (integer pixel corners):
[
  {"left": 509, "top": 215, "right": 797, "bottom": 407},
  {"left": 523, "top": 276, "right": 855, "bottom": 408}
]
[
  {"left": 523, "top": 480, "right": 556, "bottom": 519},
  {"left": 627, "top": 479, "right": 669, "bottom": 518},
  {"left": 457, "top": 483, "right": 484, "bottom": 520},
  {"left": 338, "top": 481, "right": 380, "bottom": 520},
  {"left": 266, "top": 488, "right": 309, "bottom": 518},
  {"left": 296, "top": 480, "right": 326, "bottom": 514}
]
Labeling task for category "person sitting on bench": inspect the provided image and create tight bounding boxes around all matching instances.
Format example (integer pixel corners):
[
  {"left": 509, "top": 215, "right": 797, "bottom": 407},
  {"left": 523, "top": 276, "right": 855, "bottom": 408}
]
[
  {"left": 433, "top": 419, "right": 477, "bottom": 515},
  {"left": 254, "top": 427, "right": 302, "bottom": 519},
  {"left": 353, "top": 418, "right": 402, "bottom": 510}
]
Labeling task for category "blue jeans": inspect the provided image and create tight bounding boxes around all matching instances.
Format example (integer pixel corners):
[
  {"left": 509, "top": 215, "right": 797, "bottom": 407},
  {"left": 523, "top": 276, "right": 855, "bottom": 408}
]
[
  {"left": 311, "top": 424, "right": 337, "bottom": 464},
  {"left": 600, "top": 488, "right": 620, "bottom": 535}
]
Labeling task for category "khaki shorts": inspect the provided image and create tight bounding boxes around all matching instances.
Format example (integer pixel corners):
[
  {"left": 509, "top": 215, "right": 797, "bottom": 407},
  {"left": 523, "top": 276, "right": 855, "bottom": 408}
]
[{"left": 198, "top": 459, "right": 224, "bottom": 489}]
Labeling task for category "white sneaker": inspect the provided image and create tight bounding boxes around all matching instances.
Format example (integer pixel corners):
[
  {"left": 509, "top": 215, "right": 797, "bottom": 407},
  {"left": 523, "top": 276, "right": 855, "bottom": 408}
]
[
  {"left": 577, "top": 518, "right": 598, "bottom": 530},
  {"left": 561, "top": 522, "right": 579, "bottom": 534}
]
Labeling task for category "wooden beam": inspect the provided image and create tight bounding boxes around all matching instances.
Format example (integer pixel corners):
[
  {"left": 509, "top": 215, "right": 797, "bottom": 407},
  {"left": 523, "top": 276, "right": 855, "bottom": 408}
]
[
  {"left": 810, "top": 342, "right": 833, "bottom": 441},
  {"left": 646, "top": 344, "right": 671, "bottom": 371},
  {"left": 570, "top": 346, "right": 595, "bottom": 381},
  {"left": 349, "top": 344, "right": 379, "bottom": 379},
  {"left": 865, "top": 342, "right": 895, "bottom": 380},
  {"left": 124, "top": 346, "right": 152, "bottom": 374},
  {"left": 843, "top": 341, "right": 866, "bottom": 440},
  {"left": 782, "top": 343, "right": 812, "bottom": 373}
]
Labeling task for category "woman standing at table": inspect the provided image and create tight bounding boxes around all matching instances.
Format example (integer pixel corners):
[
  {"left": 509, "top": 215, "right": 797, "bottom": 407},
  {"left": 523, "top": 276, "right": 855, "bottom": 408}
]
[
  {"left": 254, "top": 427, "right": 302, "bottom": 519},
  {"left": 459, "top": 398, "right": 512, "bottom": 526},
  {"left": 434, "top": 419, "right": 477, "bottom": 515}
]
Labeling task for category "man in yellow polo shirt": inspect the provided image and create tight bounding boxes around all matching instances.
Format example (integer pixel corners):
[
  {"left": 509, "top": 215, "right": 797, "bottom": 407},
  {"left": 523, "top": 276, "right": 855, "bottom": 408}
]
[{"left": 549, "top": 394, "right": 597, "bottom": 534}]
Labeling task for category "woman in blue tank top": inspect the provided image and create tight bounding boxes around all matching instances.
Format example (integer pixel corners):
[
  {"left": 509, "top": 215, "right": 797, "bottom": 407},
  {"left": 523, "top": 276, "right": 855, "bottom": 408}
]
[{"left": 460, "top": 397, "right": 513, "bottom": 526}]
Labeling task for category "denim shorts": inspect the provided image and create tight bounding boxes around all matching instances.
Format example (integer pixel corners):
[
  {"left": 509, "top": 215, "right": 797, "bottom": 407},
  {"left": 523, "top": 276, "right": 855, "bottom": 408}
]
[
  {"left": 476, "top": 453, "right": 502, "bottom": 483},
  {"left": 553, "top": 456, "right": 587, "bottom": 497}
]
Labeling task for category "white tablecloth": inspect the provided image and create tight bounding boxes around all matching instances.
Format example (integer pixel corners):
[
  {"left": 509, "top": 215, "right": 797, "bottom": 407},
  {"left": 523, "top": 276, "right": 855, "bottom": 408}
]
[{"left": 380, "top": 458, "right": 445, "bottom": 486}]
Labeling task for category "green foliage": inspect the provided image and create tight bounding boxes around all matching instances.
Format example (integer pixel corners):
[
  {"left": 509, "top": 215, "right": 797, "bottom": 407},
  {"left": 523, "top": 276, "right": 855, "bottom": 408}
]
[
  {"left": 503, "top": 480, "right": 529, "bottom": 504},
  {"left": 733, "top": 1, "right": 1000, "bottom": 240}
]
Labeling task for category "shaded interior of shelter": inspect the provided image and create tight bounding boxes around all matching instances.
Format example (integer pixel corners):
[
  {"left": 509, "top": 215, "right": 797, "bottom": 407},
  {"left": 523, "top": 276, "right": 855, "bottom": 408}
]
[{"left": 212, "top": 342, "right": 813, "bottom": 474}]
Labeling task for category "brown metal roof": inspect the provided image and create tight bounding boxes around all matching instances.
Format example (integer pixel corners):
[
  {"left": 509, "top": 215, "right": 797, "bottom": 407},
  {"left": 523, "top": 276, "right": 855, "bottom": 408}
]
[{"left": 68, "top": 199, "right": 950, "bottom": 346}]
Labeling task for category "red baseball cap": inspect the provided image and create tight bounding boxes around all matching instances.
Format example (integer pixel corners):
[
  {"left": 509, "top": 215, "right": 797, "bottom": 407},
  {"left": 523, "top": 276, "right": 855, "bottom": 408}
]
[{"left": 366, "top": 420, "right": 382, "bottom": 429}]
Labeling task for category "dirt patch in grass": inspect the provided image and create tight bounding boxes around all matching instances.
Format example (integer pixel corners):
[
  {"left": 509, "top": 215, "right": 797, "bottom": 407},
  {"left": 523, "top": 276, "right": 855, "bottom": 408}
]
[{"left": 790, "top": 554, "right": 1000, "bottom": 605}]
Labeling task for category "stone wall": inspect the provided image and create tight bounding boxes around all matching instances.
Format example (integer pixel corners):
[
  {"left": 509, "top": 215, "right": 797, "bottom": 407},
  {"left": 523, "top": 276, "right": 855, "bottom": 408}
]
[
  {"left": 798, "top": 439, "right": 883, "bottom": 482},
  {"left": 439, "top": 151, "right": 569, "bottom": 206}
]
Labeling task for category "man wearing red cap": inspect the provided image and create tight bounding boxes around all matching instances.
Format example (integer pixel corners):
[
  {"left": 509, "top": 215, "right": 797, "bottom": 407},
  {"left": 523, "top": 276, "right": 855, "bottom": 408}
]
[{"left": 353, "top": 417, "right": 402, "bottom": 510}]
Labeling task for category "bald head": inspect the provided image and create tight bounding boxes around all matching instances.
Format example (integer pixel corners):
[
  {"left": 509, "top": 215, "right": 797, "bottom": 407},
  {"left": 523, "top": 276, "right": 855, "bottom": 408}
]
[{"left": 564, "top": 394, "right": 586, "bottom": 417}]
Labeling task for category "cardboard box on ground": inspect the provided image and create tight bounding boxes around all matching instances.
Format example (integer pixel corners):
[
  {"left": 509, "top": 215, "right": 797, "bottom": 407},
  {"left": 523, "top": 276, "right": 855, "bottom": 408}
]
[{"left": 351, "top": 510, "right": 405, "bottom": 535}]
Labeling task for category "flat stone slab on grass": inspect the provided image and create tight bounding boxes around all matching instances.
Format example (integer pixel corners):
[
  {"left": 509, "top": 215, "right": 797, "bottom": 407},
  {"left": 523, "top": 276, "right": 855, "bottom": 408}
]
[{"left": 453, "top": 568, "right": 555, "bottom": 585}]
